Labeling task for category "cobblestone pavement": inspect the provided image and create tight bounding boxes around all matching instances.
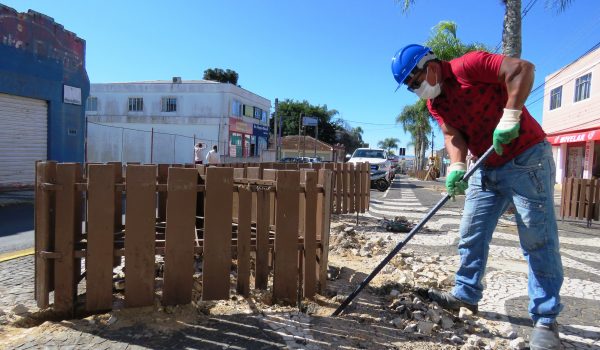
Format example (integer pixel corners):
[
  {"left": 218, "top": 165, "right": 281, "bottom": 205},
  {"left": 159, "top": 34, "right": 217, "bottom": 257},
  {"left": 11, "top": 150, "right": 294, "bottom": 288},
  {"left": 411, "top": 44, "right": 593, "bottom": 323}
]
[{"left": 364, "top": 176, "right": 600, "bottom": 349}]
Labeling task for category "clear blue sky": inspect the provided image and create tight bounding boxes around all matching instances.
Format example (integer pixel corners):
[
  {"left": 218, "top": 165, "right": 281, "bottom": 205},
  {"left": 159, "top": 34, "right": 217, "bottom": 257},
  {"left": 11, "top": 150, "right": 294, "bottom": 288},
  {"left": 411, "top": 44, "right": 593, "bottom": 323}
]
[{"left": 4, "top": 0, "right": 600, "bottom": 155}]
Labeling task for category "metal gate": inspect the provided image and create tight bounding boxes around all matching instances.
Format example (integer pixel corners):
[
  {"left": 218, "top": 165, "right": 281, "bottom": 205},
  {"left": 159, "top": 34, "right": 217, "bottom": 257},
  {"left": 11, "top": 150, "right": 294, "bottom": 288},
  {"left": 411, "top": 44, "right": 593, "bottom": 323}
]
[{"left": 0, "top": 93, "right": 47, "bottom": 187}]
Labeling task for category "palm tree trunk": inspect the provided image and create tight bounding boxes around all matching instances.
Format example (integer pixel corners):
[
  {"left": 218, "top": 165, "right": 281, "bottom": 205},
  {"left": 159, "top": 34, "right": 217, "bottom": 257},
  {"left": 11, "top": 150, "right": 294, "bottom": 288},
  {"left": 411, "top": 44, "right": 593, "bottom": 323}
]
[{"left": 502, "top": 0, "right": 522, "bottom": 58}]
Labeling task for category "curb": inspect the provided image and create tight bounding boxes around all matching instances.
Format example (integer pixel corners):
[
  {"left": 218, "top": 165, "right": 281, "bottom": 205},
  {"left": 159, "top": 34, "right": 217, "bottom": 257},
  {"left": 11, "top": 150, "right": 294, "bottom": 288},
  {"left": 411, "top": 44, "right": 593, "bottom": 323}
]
[{"left": 0, "top": 248, "right": 34, "bottom": 262}]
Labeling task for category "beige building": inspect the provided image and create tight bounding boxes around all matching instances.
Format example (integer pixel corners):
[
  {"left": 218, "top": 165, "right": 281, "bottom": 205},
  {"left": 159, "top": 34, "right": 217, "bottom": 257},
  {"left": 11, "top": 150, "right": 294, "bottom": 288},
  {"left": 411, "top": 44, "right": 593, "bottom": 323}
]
[{"left": 542, "top": 46, "right": 600, "bottom": 182}]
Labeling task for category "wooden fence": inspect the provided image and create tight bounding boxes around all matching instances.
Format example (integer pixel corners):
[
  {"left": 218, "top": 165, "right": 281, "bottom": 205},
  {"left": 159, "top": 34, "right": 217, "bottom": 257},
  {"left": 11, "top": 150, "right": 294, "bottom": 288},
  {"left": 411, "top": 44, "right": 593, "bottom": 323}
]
[
  {"left": 560, "top": 177, "right": 600, "bottom": 226},
  {"left": 217, "top": 162, "right": 370, "bottom": 215},
  {"left": 34, "top": 161, "right": 334, "bottom": 314}
]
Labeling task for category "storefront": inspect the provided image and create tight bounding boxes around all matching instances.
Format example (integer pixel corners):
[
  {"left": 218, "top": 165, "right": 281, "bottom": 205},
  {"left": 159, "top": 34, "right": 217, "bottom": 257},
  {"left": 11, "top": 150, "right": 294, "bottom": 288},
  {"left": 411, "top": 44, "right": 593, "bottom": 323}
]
[
  {"left": 253, "top": 124, "right": 269, "bottom": 157},
  {"left": 229, "top": 118, "right": 253, "bottom": 158},
  {"left": 548, "top": 128, "right": 600, "bottom": 181}
]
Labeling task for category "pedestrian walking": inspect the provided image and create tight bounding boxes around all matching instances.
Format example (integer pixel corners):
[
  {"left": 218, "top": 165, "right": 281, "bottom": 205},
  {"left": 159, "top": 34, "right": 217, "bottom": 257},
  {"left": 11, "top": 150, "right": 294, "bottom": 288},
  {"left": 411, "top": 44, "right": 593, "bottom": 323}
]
[
  {"left": 194, "top": 142, "right": 205, "bottom": 165},
  {"left": 391, "top": 44, "right": 563, "bottom": 350},
  {"left": 206, "top": 145, "right": 220, "bottom": 165}
]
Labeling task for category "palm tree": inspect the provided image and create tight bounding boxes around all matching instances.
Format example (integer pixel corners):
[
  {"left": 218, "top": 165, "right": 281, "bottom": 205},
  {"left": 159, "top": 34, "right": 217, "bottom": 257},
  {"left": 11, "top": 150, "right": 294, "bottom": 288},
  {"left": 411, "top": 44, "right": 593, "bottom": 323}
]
[
  {"left": 397, "top": 0, "right": 574, "bottom": 58},
  {"left": 377, "top": 138, "right": 400, "bottom": 154},
  {"left": 396, "top": 100, "right": 431, "bottom": 170}
]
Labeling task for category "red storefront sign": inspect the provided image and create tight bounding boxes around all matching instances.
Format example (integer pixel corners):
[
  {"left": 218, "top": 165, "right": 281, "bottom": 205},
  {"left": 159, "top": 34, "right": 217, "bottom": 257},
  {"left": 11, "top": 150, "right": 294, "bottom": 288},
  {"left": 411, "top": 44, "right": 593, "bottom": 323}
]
[
  {"left": 548, "top": 128, "right": 600, "bottom": 145},
  {"left": 229, "top": 118, "right": 253, "bottom": 134}
]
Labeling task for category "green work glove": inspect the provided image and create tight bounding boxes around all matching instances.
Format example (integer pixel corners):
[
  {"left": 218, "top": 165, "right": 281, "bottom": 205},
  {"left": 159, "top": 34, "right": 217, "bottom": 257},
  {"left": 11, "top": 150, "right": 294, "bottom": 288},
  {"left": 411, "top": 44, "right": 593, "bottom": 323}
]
[
  {"left": 446, "top": 162, "right": 468, "bottom": 197},
  {"left": 493, "top": 108, "right": 522, "bottom": 155}
]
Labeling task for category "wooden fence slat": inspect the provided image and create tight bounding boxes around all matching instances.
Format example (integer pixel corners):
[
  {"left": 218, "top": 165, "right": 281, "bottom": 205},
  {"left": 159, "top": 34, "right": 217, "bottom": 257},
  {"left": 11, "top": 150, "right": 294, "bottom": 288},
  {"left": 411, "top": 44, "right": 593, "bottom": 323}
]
[
  {"left": 348, "top": 163, "right": 355, "bottom": 213},
  {"left": 86, "top": 164, "right": 116, "bottom": 311},
  {"left": 236, "top": 186, "right": 252, "bottom": 297},
  {"left": 362, "top": 163, "right": 369, "bottom": 212},
  {"left": 202, "top": 167, "right": 234, "bottom": 301},
  {"left": 124, "top": 165, "right": 157, "bottom": 307},
  {"left": 342, "top": 163, "right": 349, "bottom": 214},
  {"left": 318, "top": 169, "right": 333, "bottom": 292},
  {"left": 256, "top": 170, "right": 275, "bottom": 289},
  {"left": 578, "top": 179, "right": 588, "bottom": 220},
  {"left": 562, "top": 178, "right": 572, "bottom": 219},
  {"left": 303, "top": 171, "right": 317, "bottom": 298},
  {"left": 335, "top": 163, "right": 343, "bottom": 214},
  {"left": 571, "top": 179, "right": 581, "bottom": 218},
  {"left": 54, "top": 163, "right": 82, "bottom": 314},
  {"left": 108, "top": 162, "right": 123, "bottom": 268},
  {"left": 273, "top": 170, "right": 300, "bottom": 303},
  {"left": 157, "top": 164, "right": 169, "bottom": 221},
  {"left": 163, "top": 167, "right": 198, "bottom": 305},
  {"left": 354, "top": 164, "right": 361, "bottom": 213},
  {"left": 35, "top": 161, "right": 56, "bottom": 308}
]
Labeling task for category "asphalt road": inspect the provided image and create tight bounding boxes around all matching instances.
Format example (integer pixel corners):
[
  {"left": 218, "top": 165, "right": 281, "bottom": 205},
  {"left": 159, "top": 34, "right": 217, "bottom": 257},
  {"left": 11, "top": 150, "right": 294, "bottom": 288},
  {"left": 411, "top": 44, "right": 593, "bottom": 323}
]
[{"left": 0, "top": 203, "right": 34, "bottom": 254}]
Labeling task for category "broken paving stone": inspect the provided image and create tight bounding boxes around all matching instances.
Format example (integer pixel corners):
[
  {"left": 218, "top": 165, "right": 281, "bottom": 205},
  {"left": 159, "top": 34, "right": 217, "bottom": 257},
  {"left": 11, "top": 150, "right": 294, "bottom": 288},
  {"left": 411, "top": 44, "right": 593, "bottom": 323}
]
[
  {"left": 417, "top": 321, "right": 435, "bottom": 335},
  {"left": 343, "top": 226, "right": 355, "bottom": 234},
  {"left": 450, "top": 335, "right": 464, "bottom": 344},
  {"left": 426, "top": 308, "right": 442, "bottom": 323},
  {"left": 106, "top": 315, "right": 117, "bottom": 326},
  {"left": 459, "top": 307, "right": 474, "bottom": 320},
  {"left": 391, "top": 317, "right": 405, "bottom": 328},
  {"left": 509, "top": 337, "right": 527, "bottom": 350},
  {"left": 11, "top": 304, "right": 29, "bottom": 315},
  {"left": 389, "top": 289, "right": 401, "bottom": 297},
  {"left": 440, "top": 315, "right": 455, "bottom": 329},
  {"left": 403, "top": 323, "right": 418, "bottom": 333},
  {"left": 411, "top": 310, "right": 425, "bottom": 321}
]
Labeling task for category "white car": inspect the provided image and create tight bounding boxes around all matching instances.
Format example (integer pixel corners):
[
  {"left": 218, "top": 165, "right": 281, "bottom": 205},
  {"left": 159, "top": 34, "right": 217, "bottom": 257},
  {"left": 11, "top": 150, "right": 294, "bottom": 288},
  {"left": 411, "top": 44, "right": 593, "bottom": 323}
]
[{"left": 348, "top": 148, "right": 394, "bottom": 191}]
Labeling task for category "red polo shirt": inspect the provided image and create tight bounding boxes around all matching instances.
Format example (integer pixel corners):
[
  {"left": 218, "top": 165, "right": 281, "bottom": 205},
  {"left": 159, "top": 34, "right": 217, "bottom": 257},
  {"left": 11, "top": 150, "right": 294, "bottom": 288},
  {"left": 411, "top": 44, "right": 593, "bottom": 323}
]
[{"left": 427, "top": 51, "right": 546, "bottom": 167}]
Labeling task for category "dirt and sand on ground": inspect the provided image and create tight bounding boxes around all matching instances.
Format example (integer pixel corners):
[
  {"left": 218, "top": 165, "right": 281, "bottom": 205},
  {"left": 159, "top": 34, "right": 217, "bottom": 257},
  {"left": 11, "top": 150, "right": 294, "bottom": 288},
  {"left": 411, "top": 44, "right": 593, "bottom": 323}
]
[{"left": 0, "top": 214, "right": 525, "bottom": 350}]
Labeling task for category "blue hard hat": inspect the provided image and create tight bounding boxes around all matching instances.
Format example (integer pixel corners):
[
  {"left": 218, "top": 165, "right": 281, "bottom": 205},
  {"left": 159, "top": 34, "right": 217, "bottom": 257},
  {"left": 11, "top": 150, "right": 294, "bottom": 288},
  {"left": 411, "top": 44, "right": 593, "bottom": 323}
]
[{"left": 391, "top": 44, "right": 436, "bottom": 91}]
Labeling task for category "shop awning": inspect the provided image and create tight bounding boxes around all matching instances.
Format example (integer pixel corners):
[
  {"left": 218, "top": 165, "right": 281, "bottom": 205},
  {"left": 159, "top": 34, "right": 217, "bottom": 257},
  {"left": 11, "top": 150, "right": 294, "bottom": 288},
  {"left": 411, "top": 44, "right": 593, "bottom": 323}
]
[{"left": 547, "top": 128, "right": 600, "bottom": 145}]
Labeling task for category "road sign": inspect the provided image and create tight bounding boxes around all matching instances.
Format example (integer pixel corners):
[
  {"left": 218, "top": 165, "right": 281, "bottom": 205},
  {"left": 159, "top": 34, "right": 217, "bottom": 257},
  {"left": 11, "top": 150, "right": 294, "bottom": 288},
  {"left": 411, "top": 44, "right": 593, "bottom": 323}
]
[{"left": 302, "top": 116, "right": 318, "bottom": 126}]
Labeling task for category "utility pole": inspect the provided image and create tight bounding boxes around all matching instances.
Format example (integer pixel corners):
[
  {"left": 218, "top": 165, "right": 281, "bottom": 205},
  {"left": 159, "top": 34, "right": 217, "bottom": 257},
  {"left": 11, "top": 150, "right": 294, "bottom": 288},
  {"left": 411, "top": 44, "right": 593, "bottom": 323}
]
[
  {"left": 298, "top": 113, "right": 303, "bottom": 157},
  {"left": 274, "top": 98, "right": 279, "bottom": 160},
  {"left": 431, "top": 130, "right": 434, "bottom": 157}
]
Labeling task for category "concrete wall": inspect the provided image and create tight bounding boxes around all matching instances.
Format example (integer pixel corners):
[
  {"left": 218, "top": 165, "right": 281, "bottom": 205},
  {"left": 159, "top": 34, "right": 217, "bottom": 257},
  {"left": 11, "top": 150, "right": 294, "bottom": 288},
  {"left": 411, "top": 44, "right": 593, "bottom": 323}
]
[
  {"left": 87, "top": 82, "right": 271, "bottom": 163},
  {"left": 0, "top": 5, "right": 89, "bottom": 162}
]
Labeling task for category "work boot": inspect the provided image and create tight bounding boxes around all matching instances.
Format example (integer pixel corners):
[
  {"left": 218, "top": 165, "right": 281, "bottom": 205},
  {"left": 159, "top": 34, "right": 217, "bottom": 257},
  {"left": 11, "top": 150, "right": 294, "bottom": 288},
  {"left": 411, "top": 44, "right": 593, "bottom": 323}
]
[
  {"left": 530, "top": 320, "right": 562, "bottom": 350},
  {"left": 426, "top": 288, "right": 478, "bottom": 314}
]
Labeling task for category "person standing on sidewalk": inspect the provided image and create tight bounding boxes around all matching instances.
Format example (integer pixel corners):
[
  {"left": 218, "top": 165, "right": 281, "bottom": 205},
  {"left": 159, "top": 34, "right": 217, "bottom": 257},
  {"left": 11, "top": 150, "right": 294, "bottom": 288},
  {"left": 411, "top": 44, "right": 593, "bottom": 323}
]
[
  {"left": 194, "top": 142, "right": 205, "bottom": 165},
  {"left": 391, "top": 44, "right": 563, "bottom": 350},
  {"left": 206, "top": 145, "right": 220, "bottom": 165}
]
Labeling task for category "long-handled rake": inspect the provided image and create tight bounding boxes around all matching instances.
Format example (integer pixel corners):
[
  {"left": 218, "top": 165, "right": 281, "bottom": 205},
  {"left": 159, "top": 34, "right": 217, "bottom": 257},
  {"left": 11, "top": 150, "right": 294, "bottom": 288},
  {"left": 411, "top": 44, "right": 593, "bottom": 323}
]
[{"left": 332, "top": 146, "right": 495, "bottom": 316}]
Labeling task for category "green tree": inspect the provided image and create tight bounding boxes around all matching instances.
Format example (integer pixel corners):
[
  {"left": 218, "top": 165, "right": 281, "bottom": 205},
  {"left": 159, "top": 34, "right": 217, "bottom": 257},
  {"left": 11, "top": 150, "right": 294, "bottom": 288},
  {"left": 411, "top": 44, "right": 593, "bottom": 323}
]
[
  {"left": 203, "top": 68, "right": 239, "bottom": 84},
  {"left": 398, "top": 0, "right": 574, "bottom": 58},
  {"left": 424, "top": 21, "right": 488, "bottom": 61},
  {"left": 335, "top": 124, "right": 366, "bottom": 156},
  {"left": 269, "top": 99, "right": 339, "bottom": 146},
  {"left": 377, "top": 137, "right": 400, "bottom": 154}
]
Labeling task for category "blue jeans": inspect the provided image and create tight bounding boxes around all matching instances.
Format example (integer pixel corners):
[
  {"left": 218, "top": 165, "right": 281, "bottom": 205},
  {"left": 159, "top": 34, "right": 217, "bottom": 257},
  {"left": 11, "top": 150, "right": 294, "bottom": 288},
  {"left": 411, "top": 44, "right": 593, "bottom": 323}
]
[{"left": 452, "top": 141, "right": 563, "bottom": 325}]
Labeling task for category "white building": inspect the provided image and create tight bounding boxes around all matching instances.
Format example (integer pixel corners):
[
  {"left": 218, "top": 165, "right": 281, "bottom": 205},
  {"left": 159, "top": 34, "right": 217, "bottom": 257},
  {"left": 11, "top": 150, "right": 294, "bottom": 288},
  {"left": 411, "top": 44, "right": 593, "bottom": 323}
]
[
  {"left": 542, "top": 46, "right": 600, "bottom": 182},
  {"left": 85, "top": 78, "right": 271, "bottom": 164}
]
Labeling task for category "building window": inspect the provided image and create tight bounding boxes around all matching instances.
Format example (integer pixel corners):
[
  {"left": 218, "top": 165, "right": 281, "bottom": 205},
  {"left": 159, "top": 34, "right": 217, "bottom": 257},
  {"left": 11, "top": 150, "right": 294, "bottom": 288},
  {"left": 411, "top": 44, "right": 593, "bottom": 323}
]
[
  {"left": 161, "top": 97, "right": 177, "bottom": 112},
  {"left": 128, "top": 97, "right": 144, "bottom": 112},
  {"left": 261, "top": 110, "right": 268, "bottom": 123},
  {"left": 549, "top": 86, "right": 562, "bottom": 110},
  {"left": 86, "top": 96, "right": 98, "bottom": 112},
  {"left": 232, "top": 99, "right": 242, "bottom": 117},
  {"left": 574, "top": 73, "right": 591, "bottom": 102},
  {"left": 243, "top": 104, "right": 253, "bottom": 118},
  {"left": 253, "top": 107, "right": 263, "bottom": 119}
]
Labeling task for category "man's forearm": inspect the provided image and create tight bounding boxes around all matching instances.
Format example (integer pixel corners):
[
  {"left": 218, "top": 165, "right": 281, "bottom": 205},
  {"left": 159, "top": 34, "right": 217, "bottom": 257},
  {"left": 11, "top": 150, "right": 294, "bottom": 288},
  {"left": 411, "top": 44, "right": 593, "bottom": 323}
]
[{"left": 444, "top": 134, "right": 468, "bottom": 164}]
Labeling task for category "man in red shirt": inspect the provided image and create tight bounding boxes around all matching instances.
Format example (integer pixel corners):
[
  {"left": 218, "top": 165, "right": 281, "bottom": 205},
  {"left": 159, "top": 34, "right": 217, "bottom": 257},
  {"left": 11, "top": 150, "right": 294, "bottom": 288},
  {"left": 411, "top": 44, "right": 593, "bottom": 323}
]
[{"left": 391, "top": 45, "right": 563, "bottom": 350}]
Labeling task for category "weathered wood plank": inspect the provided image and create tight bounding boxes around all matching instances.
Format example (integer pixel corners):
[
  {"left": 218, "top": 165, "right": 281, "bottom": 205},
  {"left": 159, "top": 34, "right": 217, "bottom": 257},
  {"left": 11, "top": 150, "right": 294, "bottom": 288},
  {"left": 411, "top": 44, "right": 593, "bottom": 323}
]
[
  {"left": 163, "top": 167, "right": 198, "bottom": 305},
  {"left": 348, "top": 163, "right": 355, "bottom": 213},
  {"left": 302, "top": 171, "right": 317, "bottom": 298},
  {"left": 157, "top": 164, "right": 169, "bottom": 221},
  {"left": 124, "top": 165, "right": 157, "bottom": 307},
  {"left": 54, "top": 163, "right": 82, "bottom": 314},
  {"left": 202, "top": 167, "right": 233, "bottom": 300},
  {"left": 35, "top": 161, "right": 56, "bottom": 308},
  {"left": 236, "top": 186, "right": 252, "bottom": 297},
  {"left": 342, "top": 163, "right": 349, "bottom": 214},
  {"left": 318, "top": 169, "right": 333, "bottom": 292},
  {"left": 86, "top": 164, "right": 116, "bottom": 311},
  {"left": 256, "top": 170, "right": 274, "bottom": 289},
  {"left": 273, "top": 171, "right": 299, "bottom": 303}
]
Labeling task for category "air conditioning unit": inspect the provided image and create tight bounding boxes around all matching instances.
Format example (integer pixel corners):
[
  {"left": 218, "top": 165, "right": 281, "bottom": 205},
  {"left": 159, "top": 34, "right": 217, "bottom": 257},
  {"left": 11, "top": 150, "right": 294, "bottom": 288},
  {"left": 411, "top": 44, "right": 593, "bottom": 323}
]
[{"left": 172, "top": 77, "right": 182, "bottom": 83}]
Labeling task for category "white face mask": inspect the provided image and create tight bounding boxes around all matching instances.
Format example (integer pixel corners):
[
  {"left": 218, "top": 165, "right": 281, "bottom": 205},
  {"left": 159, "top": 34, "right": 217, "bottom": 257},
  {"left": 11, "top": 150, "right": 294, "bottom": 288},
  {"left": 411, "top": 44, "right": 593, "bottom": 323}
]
[{"left": 414, "top": 66, "right": 441, "bottom": 99}]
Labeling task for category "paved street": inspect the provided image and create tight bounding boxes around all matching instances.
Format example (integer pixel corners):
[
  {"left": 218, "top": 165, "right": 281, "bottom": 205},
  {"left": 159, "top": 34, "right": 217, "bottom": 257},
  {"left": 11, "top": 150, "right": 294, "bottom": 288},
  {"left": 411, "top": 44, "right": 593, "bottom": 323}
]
[
  {"left": 0, "top": 190, "right": 34, "bottom": 254},
  {"left": 0, "top": 176, "right": 599, "bottom": 349}
]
